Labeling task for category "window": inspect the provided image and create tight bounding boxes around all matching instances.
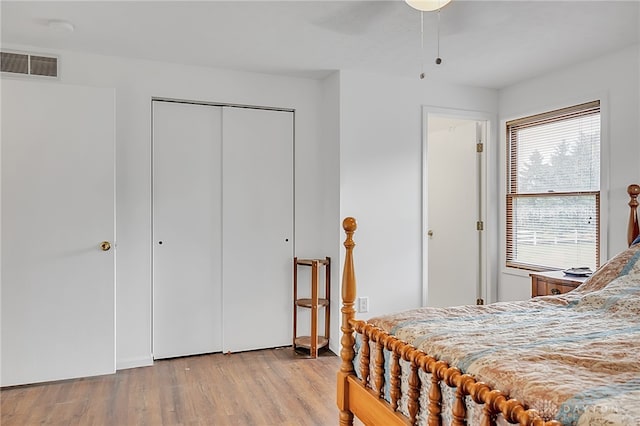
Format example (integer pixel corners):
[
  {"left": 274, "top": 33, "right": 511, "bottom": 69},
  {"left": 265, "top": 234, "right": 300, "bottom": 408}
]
[{"left": 506, "top": 101, "right": 600, "bottom": 271}]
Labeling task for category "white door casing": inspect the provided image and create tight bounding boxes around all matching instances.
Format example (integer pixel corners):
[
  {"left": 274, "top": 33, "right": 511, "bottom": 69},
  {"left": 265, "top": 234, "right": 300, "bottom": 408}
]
[
  {"left": 1, "top": 79, "right": 115, "bottom": 386},
  {"left": 221, "top": 107, "right": 294, "bottom": 353},
  {"left": 152, "top": 101, "right": 223, "bottom": 359}
]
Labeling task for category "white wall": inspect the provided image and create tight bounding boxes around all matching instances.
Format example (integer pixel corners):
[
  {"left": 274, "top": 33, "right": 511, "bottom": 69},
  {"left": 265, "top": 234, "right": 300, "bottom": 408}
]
[
  {"left": 338, "top": 70, "right": 498, "bottom": 320},
  {"left": 2, "top": 43, "right": 331, "bottom": 369},
  {"left": 498, "top": 44, "right": 640, "bottom": 301},
  {"left": 318, "top": 72, "right": 343, "bottom": 354}
]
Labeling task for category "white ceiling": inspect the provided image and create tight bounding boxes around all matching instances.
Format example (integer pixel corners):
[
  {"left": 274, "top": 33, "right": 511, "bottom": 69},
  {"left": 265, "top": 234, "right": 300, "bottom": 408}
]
[{"left": 2, "top": 0, "right": 639, "bottom": 89}]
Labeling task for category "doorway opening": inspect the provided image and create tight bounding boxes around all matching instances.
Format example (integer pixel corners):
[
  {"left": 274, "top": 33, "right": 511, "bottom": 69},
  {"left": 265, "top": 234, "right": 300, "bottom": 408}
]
[{"left": 422, "top": 108, "right": 490, "bottom": 307}]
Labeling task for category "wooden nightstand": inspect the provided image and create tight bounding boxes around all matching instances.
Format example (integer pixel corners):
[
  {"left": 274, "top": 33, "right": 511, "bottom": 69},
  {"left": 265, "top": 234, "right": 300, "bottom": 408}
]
[{"left": 530, "top": 270, "right": 589, "bottom": 297}]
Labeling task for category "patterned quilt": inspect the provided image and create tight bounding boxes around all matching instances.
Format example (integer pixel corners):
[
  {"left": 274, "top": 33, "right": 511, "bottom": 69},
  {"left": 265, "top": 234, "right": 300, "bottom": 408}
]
[{"left": 363, "top": 244, "right": 640, "bottom": 425}]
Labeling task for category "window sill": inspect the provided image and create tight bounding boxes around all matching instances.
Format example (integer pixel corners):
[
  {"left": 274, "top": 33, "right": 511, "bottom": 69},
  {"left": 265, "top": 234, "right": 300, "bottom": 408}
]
[{"left": 501, "top": 268, "right": 533, "bottom": 279}]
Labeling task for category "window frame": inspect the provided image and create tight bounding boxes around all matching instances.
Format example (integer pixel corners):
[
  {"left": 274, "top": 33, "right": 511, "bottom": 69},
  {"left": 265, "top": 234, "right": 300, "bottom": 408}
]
[{"left": 505, "top": 100, "right": 601, "bottom": 272}]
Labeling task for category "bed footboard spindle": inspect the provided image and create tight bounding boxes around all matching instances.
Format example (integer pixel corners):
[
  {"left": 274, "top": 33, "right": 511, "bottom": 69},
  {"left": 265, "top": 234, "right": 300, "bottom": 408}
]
[
  {"left": 427, "top": 360, "right": 447, "bottom": 425},
  {"left": 455, "top": 374, "right": 476, "bottom": 425},
  {"left": 373, "top": 330, "right": 386, "bottom": 399},
  {"left": 443, "top": 368, "right": 466, "bottom": 426},
  {"left": 387, "top": 338, "right": 402, "bottom": 411},
  {"left": 360, "top": 331, "right": 370, "bottom": 388},
  {"left": 337, "top": 217, "right": 357, "bottom": 426},
  {"left": 481, "top": 405, "right": 497, "bottom": 426},
  {"left": 486, "top": 389, "right": 506, "bottom": 426},
  {"left": 407, "top": 350, "right": 422, "bottom": 424},
  {"left": 628, "top": 184, "right": 640, "bottom": 246}
]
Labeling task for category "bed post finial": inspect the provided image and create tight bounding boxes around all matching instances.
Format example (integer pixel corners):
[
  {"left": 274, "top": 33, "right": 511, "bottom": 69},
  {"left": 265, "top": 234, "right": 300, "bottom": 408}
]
[
  {"left": 341, "top": 217, "right": 357, "bottom": 309},
  {"left": 341, "top": 217, "right": 357, "bottom": 327},
  {"left": 628, "top": 184, "right": 640, "bottom": 246},
  {"left": 337, "top": 217, "right": 357, "bottom": 426}
]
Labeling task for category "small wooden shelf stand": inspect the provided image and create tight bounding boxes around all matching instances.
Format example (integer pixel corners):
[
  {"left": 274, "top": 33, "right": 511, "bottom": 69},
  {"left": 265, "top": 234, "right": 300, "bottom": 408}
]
[{"left": 293, "top": 257, "right": 330, "bottom": 358}]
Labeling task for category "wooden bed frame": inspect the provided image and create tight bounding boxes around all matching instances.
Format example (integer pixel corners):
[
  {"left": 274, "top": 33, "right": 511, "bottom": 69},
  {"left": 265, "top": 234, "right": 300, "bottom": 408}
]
[{"left": 337, "top": 183, "right": 640, "bottom": 426}]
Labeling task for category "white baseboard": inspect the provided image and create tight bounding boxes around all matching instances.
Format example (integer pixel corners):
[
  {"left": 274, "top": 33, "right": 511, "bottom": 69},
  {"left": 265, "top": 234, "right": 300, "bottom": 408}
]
[{"left": 116, "top": 356, "right": 154, "bottom": 370}]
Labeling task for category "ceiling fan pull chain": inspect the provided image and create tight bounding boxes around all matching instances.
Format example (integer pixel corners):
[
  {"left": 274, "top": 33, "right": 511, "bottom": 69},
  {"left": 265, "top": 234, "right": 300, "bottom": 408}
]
[
  {"left": 435, "top": 9, "right": 443, "bottom": 65},
  {"left": 420, "top": 11, "right": 426, "bottom": 79}
]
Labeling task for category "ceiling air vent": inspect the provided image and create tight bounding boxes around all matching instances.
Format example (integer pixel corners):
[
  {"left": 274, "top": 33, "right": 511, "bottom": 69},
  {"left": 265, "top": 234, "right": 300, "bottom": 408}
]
[{"left": 1, "top": 51, "right": 58, "bottom": 78}]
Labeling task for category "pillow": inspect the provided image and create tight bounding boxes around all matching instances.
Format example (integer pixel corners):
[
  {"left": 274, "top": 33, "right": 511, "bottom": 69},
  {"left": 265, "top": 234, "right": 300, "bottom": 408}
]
[
  {"left": 633, "top": 234, "right": 640, "bottom": 246},
  {"left": 575, "top": 243, "right": 640, "bottom": 293}
]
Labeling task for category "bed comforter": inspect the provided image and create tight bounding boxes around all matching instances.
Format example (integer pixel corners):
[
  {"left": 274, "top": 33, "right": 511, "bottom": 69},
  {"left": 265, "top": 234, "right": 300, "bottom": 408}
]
[{"left": 361, "top": 244, "right": 640, "bottom": 425}]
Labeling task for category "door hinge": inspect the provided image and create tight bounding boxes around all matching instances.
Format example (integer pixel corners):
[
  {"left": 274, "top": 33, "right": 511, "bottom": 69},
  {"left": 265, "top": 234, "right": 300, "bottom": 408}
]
[
  {"left": 476, "top": 221, "right": 484, "bottom": 231},
  {"left": 476, "top": 298, "right": 485, "bottom": 305},
  {"left": 476, "top": 142, "right": 483, "bottom": 153}
]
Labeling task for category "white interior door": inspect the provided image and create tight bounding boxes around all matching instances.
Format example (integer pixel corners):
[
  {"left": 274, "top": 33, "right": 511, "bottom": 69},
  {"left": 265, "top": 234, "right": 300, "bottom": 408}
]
[
  {"left": 426, "top": 117, "right": 482, "bottom": 307},
  {"left": 152, "top": 101, "right": 223, "bottom": 359},
  {"left": 222, "top": 107, "right": 294, "bottom": 353},
  {"left": 1, "top": 79, "right": 115, "bottom": 386}
]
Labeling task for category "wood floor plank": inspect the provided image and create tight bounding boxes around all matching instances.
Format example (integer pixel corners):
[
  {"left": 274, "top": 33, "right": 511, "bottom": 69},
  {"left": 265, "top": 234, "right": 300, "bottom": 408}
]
[{"left": 1, "top": 348, "right": 339, "bottom": 426}]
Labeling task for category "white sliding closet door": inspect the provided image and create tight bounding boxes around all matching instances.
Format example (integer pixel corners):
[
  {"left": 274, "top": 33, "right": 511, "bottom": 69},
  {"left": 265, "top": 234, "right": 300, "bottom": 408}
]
[
  {"left": 2, "top": 79, "right": 115, "bottom": 386},
  {"left": 152, "top": 101, "right": 223, "bottom": 359},
  {"left": 222, "top": 107, "right": 294, "bottom": 353}
]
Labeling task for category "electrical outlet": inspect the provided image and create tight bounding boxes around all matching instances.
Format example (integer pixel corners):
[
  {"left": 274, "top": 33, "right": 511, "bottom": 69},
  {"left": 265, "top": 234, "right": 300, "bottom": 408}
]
[{"left": 358, "top": 296, "right": 369, "bottom": 313}]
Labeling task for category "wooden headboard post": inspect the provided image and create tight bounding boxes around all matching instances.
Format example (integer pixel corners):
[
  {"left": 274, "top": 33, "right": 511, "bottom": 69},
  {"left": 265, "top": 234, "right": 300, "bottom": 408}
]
[
  {"left": 628, "top": 184, "right": 640, "bottom": 246},
  {"left": 337, "top": 217, "right": 357, "bottom": 426}
]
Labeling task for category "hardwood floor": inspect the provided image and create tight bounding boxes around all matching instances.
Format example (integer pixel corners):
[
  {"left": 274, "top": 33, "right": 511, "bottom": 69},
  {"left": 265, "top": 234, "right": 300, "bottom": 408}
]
[{"left": 1, "top": 347, "right": 344, "bottom": 426}]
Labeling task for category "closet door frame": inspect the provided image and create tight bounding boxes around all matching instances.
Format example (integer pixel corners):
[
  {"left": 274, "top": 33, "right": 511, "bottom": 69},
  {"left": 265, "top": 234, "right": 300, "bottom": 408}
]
[{"left": 151, "top": 97, "right": 295, "bottom": 357}]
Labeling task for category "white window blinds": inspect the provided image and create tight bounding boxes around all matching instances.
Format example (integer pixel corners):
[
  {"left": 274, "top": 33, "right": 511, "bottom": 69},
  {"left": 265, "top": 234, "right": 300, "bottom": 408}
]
[{"left": 506, "top": 101, "right": 600, "bottom": 271}]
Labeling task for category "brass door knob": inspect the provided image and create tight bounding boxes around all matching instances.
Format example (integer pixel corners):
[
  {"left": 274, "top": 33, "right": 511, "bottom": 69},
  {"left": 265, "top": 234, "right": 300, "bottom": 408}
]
[
  {"left": 100, "top": 241, "right": 111, "bottom": 251},
  {"left": 427, "top": 230, "right": 434, "bottom": 237}
]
